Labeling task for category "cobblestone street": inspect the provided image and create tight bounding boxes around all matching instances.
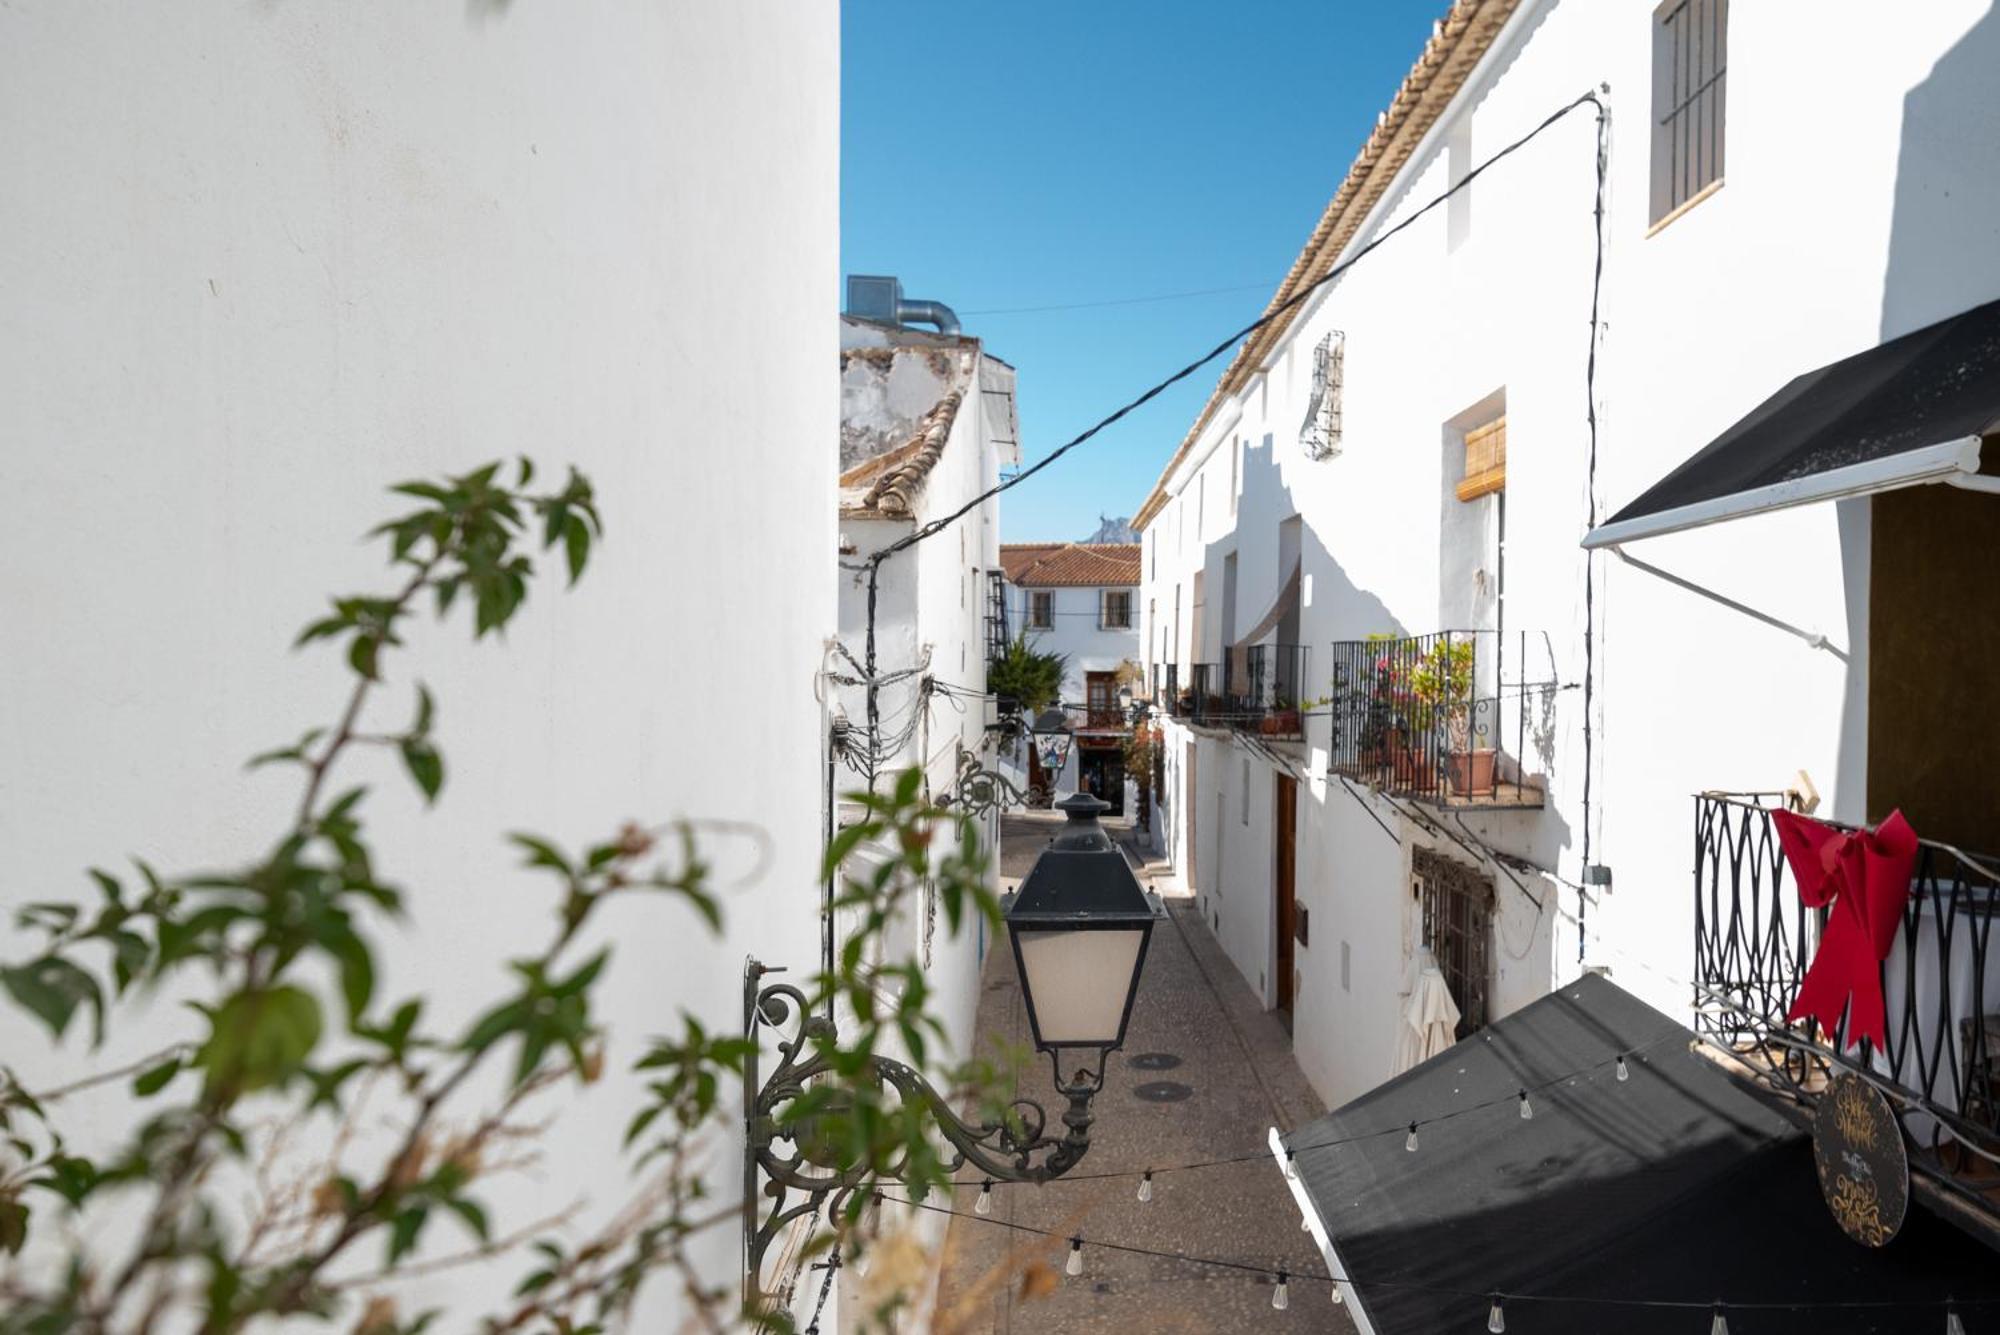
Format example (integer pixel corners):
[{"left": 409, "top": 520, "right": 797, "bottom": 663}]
[{"left": 931, "top": 812, "right": 1354, "bottom": 1334}]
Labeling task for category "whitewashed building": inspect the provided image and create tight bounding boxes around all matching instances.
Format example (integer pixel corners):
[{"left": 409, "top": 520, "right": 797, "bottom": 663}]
[
  {"left": 833, "top": 285, "right": 1017, "bottom": 1052},
  {"left": 1136, "top": 0, "right": 2000, "bottom": 1125},
  {"left": 997, "top": 542, "right": 1143, "bottom": 810},
  {"left": 0, "top": 4, "right": 846, "bottom": 1329}
]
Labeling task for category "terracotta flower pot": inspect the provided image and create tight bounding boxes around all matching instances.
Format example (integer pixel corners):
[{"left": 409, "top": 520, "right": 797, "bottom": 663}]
[{"left": 1448, "top": 747, "right": 1498, "bottom": 796}]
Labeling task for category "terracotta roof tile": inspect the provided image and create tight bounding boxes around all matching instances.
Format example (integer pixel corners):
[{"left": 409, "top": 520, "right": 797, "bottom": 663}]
[
  {"left": 999, "top": 542, "right": 1141, "bottom": 588},
  {"left": 839, "top": 390, "right": 964, "bottom": 520}
]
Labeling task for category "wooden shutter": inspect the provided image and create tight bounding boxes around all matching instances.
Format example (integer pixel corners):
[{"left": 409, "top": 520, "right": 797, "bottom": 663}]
[{"left": 1456, "top": 416, "right": 1506, "bottom": 502}]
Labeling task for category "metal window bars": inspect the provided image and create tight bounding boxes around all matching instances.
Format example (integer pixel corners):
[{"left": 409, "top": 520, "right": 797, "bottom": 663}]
[
  {"left": 1299, "top": 330, "right": 1346, "bottom": 462},
  {"left": 1692, "top": 792, "right": 2000, "bottom": 1211},
  {"left": 1324, "top": 629, "right": 1556, "bottom": 808}
]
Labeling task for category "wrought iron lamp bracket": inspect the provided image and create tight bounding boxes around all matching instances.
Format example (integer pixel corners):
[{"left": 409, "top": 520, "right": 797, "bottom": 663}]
[
  {"left": 935, "top": 743, "right": 1027, "bottom": 820},
  {"left": 741, "top": 960, "right": 1101, "bottom": 1322}
]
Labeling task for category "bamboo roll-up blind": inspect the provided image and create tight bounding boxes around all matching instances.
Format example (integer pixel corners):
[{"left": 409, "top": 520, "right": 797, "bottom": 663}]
[{"left": 1456, "top": 416, "right": 1507, "bottom": 501}]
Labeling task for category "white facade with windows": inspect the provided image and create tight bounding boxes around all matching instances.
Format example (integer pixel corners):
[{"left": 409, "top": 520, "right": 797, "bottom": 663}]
[
  {"left": 1136, "top": 0, "right": 2000, "bottom": 1111},
  {"left": 997, "top": 544, "right": 1143, "bottom": 807}
]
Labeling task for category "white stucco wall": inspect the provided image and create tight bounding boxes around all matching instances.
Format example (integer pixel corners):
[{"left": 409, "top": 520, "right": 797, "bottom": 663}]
[
  {"left": 0, "top": 2, "right": 836, "bottom": 1325},
  {"left": 1138, "top": 0, "right": 2000, "bottom": 1109}
]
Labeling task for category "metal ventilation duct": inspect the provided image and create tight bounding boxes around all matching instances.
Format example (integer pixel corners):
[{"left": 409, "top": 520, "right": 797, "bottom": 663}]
[{"left": 845, "top": 274, "right": 961, "bottom": 336}]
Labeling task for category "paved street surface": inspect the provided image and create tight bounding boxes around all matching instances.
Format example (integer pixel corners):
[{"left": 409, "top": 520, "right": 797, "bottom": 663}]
[{"left": 931, "top": 812, "right": 1354, "bottom": 1334}]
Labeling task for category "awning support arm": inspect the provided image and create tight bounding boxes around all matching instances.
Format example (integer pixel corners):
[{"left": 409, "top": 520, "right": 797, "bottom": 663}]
[{"left": 1610, "top": 546, "right": 1846, "bottom": 660}]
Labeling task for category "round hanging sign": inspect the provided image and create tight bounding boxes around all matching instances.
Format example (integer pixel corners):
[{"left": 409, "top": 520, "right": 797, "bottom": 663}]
[{"left": 1812, "top": 1071, "right": 1908, "bottom": 1247}]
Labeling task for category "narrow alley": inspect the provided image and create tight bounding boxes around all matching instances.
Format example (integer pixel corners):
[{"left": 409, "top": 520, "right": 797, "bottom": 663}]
[{"left": 932, "top": 812, "right": 1351, "bottom": 1333}]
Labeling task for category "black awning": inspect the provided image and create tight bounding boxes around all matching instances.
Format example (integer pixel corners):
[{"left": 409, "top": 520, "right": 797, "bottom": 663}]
[
  {"left": 1583, "top": 294, "right": 2000, "bottom": 547},
  {"left": 1286, "top": 974, "right": 1999, "bottom": 1333}
]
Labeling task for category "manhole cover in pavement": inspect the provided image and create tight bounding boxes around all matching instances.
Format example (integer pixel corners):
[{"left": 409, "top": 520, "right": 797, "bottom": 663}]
[
  {"left": 1133, "top": 1080, "right": 1194, "bottom": 1103},
  {"left": 1129, "top": 1052, "right": 1182, "bottom": 1071}
]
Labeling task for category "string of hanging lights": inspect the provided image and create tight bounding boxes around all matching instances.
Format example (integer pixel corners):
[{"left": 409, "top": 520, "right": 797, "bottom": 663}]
[{"left": 885, "top": 1192, "right": 1989, "bottom": 1329}]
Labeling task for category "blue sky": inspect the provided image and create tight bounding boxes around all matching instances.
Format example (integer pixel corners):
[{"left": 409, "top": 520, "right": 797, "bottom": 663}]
[{"left": 841, "top": 0, "right": 1446, "bottom": 542}]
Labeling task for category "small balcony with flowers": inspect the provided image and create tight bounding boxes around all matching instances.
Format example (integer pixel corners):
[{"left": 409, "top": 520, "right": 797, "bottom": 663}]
[{"left": 1323, "top": 629, "right": 1557, "bottom": 809}]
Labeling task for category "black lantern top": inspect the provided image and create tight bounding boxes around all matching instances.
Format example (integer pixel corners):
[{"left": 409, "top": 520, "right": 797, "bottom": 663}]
[{"left": 1005, "top": 794, "right": 1159, "bottom": 920}]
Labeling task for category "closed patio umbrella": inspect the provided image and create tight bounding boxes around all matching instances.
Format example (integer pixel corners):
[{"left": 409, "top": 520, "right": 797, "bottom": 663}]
[{"left": 1396, "top": 946, "right": 1460, "bottom": 1073}]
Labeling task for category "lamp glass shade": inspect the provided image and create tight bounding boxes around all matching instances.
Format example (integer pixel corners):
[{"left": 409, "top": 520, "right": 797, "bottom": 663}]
[{"left": 1014, "top": 928, "right": 1145, "bottom": 1045}]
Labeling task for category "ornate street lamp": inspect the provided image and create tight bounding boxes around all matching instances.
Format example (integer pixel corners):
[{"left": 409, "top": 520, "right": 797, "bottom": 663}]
[
  {"left": 1002, "top": 793, "right": 1165, "bottom": 1083},
  {"left": 1030, "top": 705, "right": 1075, "bottom": 774},
  {"left": 741, "top": 793, "right": 1164, "bottom": 1317}
]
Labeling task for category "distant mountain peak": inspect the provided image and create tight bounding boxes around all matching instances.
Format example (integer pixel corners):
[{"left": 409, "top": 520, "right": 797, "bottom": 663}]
[{"left": 1084, "top": 515, "right": 1137, "bottom": 544}]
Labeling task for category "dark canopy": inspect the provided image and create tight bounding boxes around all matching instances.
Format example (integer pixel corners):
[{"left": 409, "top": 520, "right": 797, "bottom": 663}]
[
  {"left": 1286, "top": 974, "right": 1996, "bottom": 1333},
  {"left": 1584, "top": 294, "right": 2000, "bottom": 547}
]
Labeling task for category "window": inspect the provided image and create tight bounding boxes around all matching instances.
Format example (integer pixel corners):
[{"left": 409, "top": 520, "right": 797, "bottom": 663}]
[
  {"left": 1650, "top": 0, "right": 1726, "bottom": 225},
  {"left": 1029, "top": 590, "right": 1053, "bottom": 629},
  {"left": 1413, "top": 847, "right": 1493, "bottom": 1038},
  {"left": 1300, "top": 331, "right": 1346, "bottom": 461},
  {"left": 1100, "top": 589, "right": 1133, "bottom": 629},
  {"left": 1456, "top": 415, "right": 1506, "bottom": 502}
]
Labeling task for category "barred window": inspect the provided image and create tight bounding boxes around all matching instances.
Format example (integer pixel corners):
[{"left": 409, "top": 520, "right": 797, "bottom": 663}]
[
  {"left": 1029, "top": 591, "right": 1053, "bottom": 629},
  {"left": 1299, "top": 331, "right": 1346, "bottom": 461},
  {"left": 1650, "top": 0, "right": 1727, "bottom": 225},
  {"left": 1413, "top": 847, "right": 1494, "bottom": 1039},
  {"left": 1100, "top": 589, "right": 1133, "bottom": 629}
]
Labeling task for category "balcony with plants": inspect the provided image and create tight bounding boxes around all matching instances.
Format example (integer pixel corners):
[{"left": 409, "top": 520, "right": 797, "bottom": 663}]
[
  {"left": 1324, "top": 629, "right": 1556, "bottom": 808},
  {"left": 1234, "top": 642, "right": 1311, "bottom": 742}
]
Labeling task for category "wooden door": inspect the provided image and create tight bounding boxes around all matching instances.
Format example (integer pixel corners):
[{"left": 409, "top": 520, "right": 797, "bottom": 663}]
[
  {"left": 1274, "top": 774, "right": 1297, "bottom": 1023},
  {"left": 1086, "top": 671, "right": 1118, "bottom": 728}
]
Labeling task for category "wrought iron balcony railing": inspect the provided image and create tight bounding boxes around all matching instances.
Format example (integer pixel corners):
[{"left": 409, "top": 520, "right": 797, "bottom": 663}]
[
  {"left": 1185, "top": 663, "right": 1224, "bottom": 726},
  {"left": 1324, "top": 629, "right": 1555, "bottom": 808},
  {"left": 1693, "top": 793, "right": 2000, "bottom": 1218},
  {"left": 1235, "top": 643, "right": 1310, "bottom": 741}
]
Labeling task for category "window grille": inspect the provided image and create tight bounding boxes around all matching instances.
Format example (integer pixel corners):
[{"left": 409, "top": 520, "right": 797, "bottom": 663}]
[
  {"left": 1299, "top": 331, "right": 1345, "bottom": 460},
  {"left": 1100, "top": 589, "right": 1133, "bottom": 629},
  {"left": 1029, "top": 591, "right": 1053, "bottom": 629},
  {"left": 1651, "top": 0, "right": 1727, "bottom": 223},
  {"left": 1413, "top": 847, "right": 1493, "bottom": 1038}
]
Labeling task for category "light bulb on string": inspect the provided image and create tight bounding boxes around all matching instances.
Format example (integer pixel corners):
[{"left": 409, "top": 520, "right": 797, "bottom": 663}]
[
  {"left": 1272, "top": 1272, "right": 1290, "bottom": 1311},
  {"left": 1066, "top": 1238, "right": 1084, "bottom": 1277},
  {"left": 1331, "top": 1283, "right": 1344, "bottom": 1306},
  {"left": 1405, "top": 1122, "right": 1420, "bottom": 1152},
  {"left": 1615, "top": 1053, "right": 1630, "bottom": 1082},
  {"left": 1487, "top": 1295, "right": 1506, "bottom": 1333},
  {"left": 1301, "top": 1213, "right": 1312, "bottom": 1232},
  {"left": 1710, "top": 1304, "right": 1729, "bottom": 1335},
  {"left": 974, "top": 1182, "right": 992, "bottom": 1216},
  {"left": 1137, "top": 1171, "right": 1154, "bottom": 1203},
  {"left": 1284, "top": 1150, "right": 1298, "bottom": 1180},
  {"left": 1518, "top": 1089, "right": 1533, "bottom": 1120},
  {"left": 1946, "top": 1304, "right": 1966, "bottom": 1335}
]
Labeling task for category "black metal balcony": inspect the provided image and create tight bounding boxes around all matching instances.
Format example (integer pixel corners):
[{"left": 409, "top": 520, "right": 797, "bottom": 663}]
[
  {"left": 1693, "top": 793, "right": 2000, "bottom": 1222},
  {"left": 1324, "top": 629, "right": 1554, "bottom": 808},
  {"left": 1185, "top": 663, "right": 1224, "bottom": 726},
  {"left": 1235, "top": 643, "right": 1310, "bottom": 741}
]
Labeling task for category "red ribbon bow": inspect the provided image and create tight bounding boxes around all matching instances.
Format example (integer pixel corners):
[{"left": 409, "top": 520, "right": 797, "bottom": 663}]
[{"left": 1773, "top": 808, "right": 1918, "bottom": 1049}]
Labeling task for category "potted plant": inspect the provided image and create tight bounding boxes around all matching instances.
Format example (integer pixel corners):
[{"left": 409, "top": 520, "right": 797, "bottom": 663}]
[{"left": 1411, "top": 637, "right": 1492, "bottom": 796}]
